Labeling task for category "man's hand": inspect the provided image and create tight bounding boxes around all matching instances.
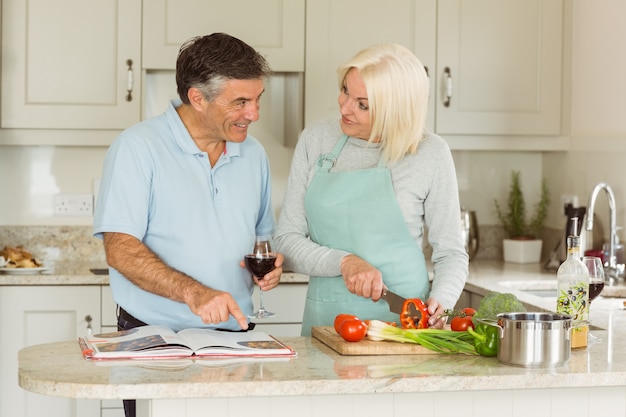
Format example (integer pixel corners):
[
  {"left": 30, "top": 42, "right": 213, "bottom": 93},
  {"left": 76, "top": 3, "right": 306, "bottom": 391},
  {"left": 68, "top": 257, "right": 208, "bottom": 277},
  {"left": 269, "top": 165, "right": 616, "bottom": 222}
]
[{"left": 187, "top": 288, "right": 249, "bottom": 330}]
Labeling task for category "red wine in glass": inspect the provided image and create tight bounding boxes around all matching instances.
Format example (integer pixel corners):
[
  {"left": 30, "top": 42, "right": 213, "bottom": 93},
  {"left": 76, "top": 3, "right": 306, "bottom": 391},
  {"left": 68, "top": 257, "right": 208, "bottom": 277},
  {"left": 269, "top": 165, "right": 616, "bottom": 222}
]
[
  {"left": 245, "top": 236, "right": 276, "bottom": 319},
  {"left": 589, "top": 280, "right": 605, "bottom": 303},
  {"left": 244, "top": 255, "right": 277, "bottom": 279}
]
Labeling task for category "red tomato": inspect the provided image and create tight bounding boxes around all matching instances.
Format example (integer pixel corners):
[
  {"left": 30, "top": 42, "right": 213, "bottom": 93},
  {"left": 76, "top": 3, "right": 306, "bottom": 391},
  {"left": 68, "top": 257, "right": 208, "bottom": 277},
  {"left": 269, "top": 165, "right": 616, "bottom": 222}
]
[
  {"left": 334, "top": 314, "right": 360, "bottom": 333},
  {"left": 463, "top": 307, "right": 477, "bottom": 316},
  {"left": 450, "top": 315, "right": 475, "bottom": 332},
  {"left": 338, "top": 319, "right": 368, "bottom": 342}
]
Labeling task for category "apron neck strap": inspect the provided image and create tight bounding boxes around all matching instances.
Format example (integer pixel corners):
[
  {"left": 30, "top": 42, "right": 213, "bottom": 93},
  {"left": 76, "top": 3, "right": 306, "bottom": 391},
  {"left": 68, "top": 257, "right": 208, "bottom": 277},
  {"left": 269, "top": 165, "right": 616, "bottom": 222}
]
[
  {"left": 316, "top": 135, "right": 387, "bottom": 171},
  {"left": 317, "top": 135, "right": 349, "bottom": 171}
]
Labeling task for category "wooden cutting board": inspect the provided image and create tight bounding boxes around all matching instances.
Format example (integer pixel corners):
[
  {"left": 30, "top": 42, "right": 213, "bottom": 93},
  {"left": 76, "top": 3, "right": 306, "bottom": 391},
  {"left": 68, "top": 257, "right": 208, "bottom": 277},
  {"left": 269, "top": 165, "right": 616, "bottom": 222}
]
[{"left": 311, "top": 326, "right": 439, "bottom": 355}]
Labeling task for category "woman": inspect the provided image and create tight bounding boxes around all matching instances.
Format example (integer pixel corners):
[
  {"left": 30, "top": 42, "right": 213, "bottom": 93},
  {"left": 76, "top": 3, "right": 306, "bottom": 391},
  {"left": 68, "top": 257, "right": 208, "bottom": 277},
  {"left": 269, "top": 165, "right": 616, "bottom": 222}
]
[{"left": 274, "top": 43, "right": 468, "bottom": 336}]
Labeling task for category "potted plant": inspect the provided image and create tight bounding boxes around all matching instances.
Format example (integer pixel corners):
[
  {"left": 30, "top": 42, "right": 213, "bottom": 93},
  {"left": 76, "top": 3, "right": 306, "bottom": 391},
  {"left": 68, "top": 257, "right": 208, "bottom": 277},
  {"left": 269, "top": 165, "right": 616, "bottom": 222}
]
[{"left": 494, "top": 170, "right": 550, "bottom": 263}]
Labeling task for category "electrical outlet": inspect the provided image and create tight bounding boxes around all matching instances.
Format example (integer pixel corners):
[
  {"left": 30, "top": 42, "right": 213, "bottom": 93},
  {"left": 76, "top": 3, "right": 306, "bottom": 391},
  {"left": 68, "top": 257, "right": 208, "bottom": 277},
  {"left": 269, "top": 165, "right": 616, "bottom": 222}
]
[{"left": 54, "top": 194, "right": 94, "bottom": 216}]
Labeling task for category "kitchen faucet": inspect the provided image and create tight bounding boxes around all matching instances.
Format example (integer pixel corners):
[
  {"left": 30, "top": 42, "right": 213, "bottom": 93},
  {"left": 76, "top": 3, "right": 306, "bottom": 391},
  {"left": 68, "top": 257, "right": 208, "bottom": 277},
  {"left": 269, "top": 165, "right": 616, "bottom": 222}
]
[{"left": 585, "top": 182, "right": 623, "bottom": 281}]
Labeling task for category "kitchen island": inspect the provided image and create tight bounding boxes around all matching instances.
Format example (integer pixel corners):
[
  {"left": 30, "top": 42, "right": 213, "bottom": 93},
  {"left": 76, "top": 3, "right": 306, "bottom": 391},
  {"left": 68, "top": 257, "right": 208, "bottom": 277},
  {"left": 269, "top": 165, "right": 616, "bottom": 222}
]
[{"left": 15, "top": 261, "right": 626, "bottom": 417}]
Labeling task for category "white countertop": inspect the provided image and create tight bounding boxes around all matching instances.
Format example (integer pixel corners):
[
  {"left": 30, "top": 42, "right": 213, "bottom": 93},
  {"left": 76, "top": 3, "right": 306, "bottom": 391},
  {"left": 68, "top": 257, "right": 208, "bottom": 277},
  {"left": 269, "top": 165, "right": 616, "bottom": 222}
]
[
  {"left": 0, "top": 261, "right": 309, "bottom": 285},
  {"left": 16, "top": 260, "right": 626, "bottom": 400}
]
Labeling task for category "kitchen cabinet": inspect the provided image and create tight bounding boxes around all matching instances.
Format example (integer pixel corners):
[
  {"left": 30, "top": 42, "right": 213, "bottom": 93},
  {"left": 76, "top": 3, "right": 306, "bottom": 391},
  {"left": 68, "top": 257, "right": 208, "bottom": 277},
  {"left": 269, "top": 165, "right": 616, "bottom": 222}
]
[
  {"left": 142, "top": 0, "right": 305, "bottom": 72},
  {"left": 0, "top": 0, "right": 142, "bottom": 130},
  {"left": 305, "top": 0, "right": 563, "bottom": 139},
  {"left": 304, "top": 0, "right": 436, "bottom": 129},
  {"left": 251, "top": 283, "right": 307, "bottom": 336},
  {"left": 0, "top": 286, "right": 102, "bottom": 417}
]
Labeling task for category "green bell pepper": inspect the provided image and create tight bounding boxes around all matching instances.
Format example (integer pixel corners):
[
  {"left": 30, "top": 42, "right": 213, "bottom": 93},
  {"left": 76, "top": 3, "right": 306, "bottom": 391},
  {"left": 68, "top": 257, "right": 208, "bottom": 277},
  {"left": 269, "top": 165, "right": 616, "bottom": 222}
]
[{"left": 467, "top": 322, "right": 499, "bottom": 357}]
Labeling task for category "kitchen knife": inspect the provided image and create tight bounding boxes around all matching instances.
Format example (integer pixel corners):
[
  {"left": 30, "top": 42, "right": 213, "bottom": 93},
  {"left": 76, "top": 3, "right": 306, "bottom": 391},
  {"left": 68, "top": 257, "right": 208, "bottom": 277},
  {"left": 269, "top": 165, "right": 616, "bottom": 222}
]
[{"left": 381, "top": 288, "right": 421, "bottom": 320}]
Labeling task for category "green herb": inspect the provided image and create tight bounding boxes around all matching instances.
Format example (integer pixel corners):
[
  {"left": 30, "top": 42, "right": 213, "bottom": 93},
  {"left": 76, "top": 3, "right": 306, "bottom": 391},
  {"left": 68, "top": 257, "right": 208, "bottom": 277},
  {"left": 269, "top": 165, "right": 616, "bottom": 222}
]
[
  {"left": 367, "top": 320, "right": 477, "bottom": 355},
  {"left": 494, "top": 170, "right": 550, "bottom": 239}
]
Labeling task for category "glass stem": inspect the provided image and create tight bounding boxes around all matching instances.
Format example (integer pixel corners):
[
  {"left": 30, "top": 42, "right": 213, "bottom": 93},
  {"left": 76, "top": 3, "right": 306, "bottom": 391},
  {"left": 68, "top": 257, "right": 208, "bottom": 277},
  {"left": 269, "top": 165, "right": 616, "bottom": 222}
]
[{"left": 259, "top": 290, "right": 265, "bottom": 311}]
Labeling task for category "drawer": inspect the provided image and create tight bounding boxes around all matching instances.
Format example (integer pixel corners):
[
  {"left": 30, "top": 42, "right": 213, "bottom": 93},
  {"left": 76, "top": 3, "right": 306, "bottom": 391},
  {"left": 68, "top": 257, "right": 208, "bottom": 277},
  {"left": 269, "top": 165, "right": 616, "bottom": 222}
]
[
  {"left": 253, "top": 323, "right": 301, "bottom": 337},
  {"left": 251, "top": 283, "right": 307, "bottom": 324}
]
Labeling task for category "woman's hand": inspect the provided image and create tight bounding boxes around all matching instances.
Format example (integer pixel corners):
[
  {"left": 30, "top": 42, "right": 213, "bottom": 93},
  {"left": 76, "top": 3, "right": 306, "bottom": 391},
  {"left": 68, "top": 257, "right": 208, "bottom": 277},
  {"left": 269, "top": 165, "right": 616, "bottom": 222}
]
[
  {"left": 424, "top": 297, "right": 447, "bottom": 329},
  {"left": 340, "top": 254, "right": 384, "bottom": 301}
]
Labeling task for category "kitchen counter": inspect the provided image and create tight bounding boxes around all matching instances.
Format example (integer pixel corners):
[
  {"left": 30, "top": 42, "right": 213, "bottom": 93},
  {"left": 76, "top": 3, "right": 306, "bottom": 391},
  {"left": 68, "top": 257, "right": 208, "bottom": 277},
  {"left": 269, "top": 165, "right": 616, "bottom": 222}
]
[
  {"left": 0, "top": 261, "right": 309, "bottom": 285},
  {"left": 14, "top": 262, "right": 626, "bottom": 417},
  {"left": 16, "top": 261, "right": 626, "bottom": 416}
]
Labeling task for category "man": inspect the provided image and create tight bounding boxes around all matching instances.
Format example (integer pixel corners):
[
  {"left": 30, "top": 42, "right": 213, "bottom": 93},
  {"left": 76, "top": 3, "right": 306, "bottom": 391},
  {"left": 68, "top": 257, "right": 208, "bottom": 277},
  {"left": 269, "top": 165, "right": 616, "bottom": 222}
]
[{"left": 93, "top": 33, "right": 283, "bottom": 417}]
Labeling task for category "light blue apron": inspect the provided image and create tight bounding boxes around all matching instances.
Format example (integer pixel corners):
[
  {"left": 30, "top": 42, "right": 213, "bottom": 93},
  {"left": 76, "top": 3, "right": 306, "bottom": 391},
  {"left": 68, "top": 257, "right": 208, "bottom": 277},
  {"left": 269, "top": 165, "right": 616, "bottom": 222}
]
[{"left": 301, "top": 135, "right": 429, "bottom": 336}]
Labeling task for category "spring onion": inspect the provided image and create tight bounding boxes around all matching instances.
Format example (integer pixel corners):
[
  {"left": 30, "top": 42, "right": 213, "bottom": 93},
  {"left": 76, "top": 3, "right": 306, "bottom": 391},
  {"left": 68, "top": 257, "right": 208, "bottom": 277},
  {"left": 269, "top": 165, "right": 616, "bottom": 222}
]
[{"left": 367, "top": 320, "right": 478, "bottom": 355}]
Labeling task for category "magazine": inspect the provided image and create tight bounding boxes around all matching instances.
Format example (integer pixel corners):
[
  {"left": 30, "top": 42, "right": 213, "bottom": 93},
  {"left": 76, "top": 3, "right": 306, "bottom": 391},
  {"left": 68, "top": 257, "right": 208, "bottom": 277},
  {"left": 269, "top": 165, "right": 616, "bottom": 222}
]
[{"left": 79, "top": 325, "right": 296, "bottom": 360}]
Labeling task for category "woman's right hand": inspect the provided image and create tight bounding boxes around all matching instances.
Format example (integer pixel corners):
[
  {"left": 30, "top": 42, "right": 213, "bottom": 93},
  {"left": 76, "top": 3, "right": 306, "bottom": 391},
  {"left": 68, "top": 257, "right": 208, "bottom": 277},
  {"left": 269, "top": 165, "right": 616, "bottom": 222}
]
[{"left": 340, "top": 254, "right": 384, "bottom": 301}]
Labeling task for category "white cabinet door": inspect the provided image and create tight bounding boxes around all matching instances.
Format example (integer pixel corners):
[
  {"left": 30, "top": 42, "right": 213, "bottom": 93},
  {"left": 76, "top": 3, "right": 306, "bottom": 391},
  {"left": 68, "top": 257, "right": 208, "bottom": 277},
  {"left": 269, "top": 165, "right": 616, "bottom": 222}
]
[
  {"left": 304, "top": 0, "right": 436, "bottom": 129},
  {"left": 435, "top": 0, "right": 563, "bottom": 135},
  {"left": 251, "top": 283, "right": 307, "bottom": 336},
  {"left": 1, "top": 0, "right": 142, "bottom": 129},
  {"left": 0, "top": 286, "right": 102, "bottom": 417},
  {"left": 304, "top": 0, "right": 563, "bottom": 139},
  {"left": 142, "top": 0, "right": 305, "bottom": 71}
]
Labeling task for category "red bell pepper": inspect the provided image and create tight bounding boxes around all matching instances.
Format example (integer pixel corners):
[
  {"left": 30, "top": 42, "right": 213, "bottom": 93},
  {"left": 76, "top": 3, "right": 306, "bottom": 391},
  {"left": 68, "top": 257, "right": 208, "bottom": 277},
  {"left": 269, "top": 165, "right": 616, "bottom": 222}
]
[{"left": 400, "top": 298, "right": 430, "bottom": 329}]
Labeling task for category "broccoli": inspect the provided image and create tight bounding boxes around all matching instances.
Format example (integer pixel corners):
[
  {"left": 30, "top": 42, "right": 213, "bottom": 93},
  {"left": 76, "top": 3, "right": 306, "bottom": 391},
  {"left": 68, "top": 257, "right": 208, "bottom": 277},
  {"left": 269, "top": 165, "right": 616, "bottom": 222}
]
[{"left": 473, "top": 291, "right": 526, "bottom": 321}]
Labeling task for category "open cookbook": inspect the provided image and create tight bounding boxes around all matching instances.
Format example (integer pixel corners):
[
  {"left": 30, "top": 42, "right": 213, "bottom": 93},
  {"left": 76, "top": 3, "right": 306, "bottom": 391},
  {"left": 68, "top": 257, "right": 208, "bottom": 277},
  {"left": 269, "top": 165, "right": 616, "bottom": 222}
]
[{"left": 79, "top": 325, "right": 296, "bottom": 360}]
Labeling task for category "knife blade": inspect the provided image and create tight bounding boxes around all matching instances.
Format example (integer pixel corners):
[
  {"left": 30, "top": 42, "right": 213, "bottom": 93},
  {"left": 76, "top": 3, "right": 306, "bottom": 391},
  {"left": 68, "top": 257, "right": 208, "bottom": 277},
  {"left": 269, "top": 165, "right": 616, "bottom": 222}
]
[
  {"left": 381, "top": 288, "right": 422, "bottom": 320},
  {"left": 381, "top": 288, "right": 407, "bottom": 314}
]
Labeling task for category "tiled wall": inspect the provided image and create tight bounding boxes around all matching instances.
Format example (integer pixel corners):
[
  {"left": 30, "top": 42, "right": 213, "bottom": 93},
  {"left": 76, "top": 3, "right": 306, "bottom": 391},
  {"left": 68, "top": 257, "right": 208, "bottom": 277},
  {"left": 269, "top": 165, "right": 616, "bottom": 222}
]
[
  {"left": 0, "top": 226, "right": 104, "bottom": 264},
  {"left": 0, "top": 225, "right": 563, "bottom": 266}
]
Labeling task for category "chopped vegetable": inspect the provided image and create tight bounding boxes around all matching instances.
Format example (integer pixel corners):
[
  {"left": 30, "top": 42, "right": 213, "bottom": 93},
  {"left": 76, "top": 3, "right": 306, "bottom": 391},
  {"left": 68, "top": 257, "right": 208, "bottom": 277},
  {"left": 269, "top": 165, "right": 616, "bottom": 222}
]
[
  {"left": 400, "top": 298, "right": 430, "bottom": 329},
  {"left": 473, "top": 291, "right": 526, "bottom": 321},
  {"left": 467, "top": 322, "right": 499, "bottom": 357},
  {"left": 367, "top": 320, "right": 477, "bottom": 355}
]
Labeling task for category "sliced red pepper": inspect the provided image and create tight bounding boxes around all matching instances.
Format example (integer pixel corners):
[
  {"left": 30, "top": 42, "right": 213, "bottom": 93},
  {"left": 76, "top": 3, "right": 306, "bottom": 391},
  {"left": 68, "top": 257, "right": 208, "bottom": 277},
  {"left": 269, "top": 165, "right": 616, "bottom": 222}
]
[{"left": 400, "top": 298, "right": 430, "bottom": 329}]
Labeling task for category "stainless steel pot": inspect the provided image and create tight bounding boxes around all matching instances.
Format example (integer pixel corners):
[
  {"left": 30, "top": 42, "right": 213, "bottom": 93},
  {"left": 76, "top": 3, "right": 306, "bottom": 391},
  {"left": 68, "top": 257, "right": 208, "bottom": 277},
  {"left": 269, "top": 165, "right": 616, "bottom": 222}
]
[{"left": 482, "top": 312, "right": 573, "bottom": 368}]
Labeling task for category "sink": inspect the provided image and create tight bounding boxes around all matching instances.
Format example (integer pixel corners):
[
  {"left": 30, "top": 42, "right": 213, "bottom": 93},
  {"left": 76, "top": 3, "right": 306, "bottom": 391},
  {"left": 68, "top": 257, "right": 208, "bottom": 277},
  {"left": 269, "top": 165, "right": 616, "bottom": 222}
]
[
  {"left": 499, "top": 278, "right": 626, "bottom": 299},
  {"left": 497, "top": 279, "right": 606, "bottom": 330},
  {"left": 498, "top": 280, "right": 557, "bottom": 298}
]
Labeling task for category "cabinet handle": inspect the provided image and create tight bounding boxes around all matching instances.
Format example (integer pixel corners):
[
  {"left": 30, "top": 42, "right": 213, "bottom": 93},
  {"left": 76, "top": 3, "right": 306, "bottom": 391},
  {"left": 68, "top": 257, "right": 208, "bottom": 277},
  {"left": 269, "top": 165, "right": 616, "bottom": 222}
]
[
  {"left": 443, "top": 67, "right": 453, "bottom": 107},
  {"left": 126, "top": 59, "right": 134, "bottom": 102},
  {"left": 85, "top": 314, "right": 93, "bottom": 336}
]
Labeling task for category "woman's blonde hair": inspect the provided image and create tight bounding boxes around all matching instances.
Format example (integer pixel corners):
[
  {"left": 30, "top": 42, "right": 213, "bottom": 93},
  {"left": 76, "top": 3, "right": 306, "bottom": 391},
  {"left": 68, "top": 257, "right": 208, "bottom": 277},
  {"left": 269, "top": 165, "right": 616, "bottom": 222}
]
[{"left": 337, "top": 43, "right": 429, "bottom": 164}]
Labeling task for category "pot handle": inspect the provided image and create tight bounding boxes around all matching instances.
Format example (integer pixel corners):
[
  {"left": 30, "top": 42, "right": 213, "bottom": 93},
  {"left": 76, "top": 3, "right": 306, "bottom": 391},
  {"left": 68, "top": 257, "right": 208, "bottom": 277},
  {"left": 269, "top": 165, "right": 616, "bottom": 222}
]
[{"left": 474, "top": 317, "right": 504, "bottom": 338}]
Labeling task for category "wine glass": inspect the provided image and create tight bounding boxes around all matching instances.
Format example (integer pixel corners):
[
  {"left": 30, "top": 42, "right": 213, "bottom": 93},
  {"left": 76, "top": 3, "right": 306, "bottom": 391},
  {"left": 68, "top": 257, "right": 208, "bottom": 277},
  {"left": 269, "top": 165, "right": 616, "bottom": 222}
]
[
  {"left": 244, "top": 235, "right": 276, "bottom": 319},
  {"left": 582, "top": 256, "right": 605, "bottom": 304},
  {"left": 582, "top": 256, "right": 605, "bottom": 345}
]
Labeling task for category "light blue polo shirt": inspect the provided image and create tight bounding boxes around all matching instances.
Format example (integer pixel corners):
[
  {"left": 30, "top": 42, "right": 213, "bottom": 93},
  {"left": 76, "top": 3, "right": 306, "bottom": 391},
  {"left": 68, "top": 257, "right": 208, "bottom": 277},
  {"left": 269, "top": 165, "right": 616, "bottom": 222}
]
[{"left": 93, "top": 99, "right": 275, "bottom": 331}]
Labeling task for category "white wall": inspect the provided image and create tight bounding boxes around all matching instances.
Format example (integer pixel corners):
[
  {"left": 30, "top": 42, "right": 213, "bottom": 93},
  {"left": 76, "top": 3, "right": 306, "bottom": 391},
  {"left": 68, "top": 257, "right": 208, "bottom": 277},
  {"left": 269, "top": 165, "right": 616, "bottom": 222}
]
[
  {"left": 544, "top": 0, "right": 626, "bottom": 243},
  {"left": 1, "top": 1, "right": 623, "bottom": 244}
]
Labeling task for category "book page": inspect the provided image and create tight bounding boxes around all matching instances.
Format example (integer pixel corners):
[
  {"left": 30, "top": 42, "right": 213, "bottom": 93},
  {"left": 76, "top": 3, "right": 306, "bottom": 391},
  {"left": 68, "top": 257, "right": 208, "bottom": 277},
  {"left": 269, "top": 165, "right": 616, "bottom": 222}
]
[
  {"left": 177, "top": 328, "right": 294, "bottom": 356},
  {"left": 87, "top": 325, "right": 192, "bottom": 358},
  {"left": 81, "top": 326, "right": 295, "bottom": 360}
]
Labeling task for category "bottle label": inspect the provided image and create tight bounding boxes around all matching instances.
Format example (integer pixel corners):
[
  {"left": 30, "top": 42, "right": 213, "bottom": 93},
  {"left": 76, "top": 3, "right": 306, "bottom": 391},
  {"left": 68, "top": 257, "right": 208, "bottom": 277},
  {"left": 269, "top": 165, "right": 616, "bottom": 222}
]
[{"left": 556, "top": 281, "right": 589, "bottom": 322}]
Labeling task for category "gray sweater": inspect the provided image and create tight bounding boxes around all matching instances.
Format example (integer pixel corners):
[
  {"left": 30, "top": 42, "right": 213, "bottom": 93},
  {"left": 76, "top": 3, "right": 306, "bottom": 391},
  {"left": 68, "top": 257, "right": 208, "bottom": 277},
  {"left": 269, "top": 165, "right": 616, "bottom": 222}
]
[{"left": 274, "top": 119, "right": 468, "bottom": 309}]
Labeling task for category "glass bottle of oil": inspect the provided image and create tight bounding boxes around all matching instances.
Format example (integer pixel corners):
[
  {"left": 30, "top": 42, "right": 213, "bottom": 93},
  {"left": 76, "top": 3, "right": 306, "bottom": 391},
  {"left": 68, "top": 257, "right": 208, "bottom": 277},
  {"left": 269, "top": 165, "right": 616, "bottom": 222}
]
[{"left": 556, "top": 217, "right": 589, "bottom": 349}]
